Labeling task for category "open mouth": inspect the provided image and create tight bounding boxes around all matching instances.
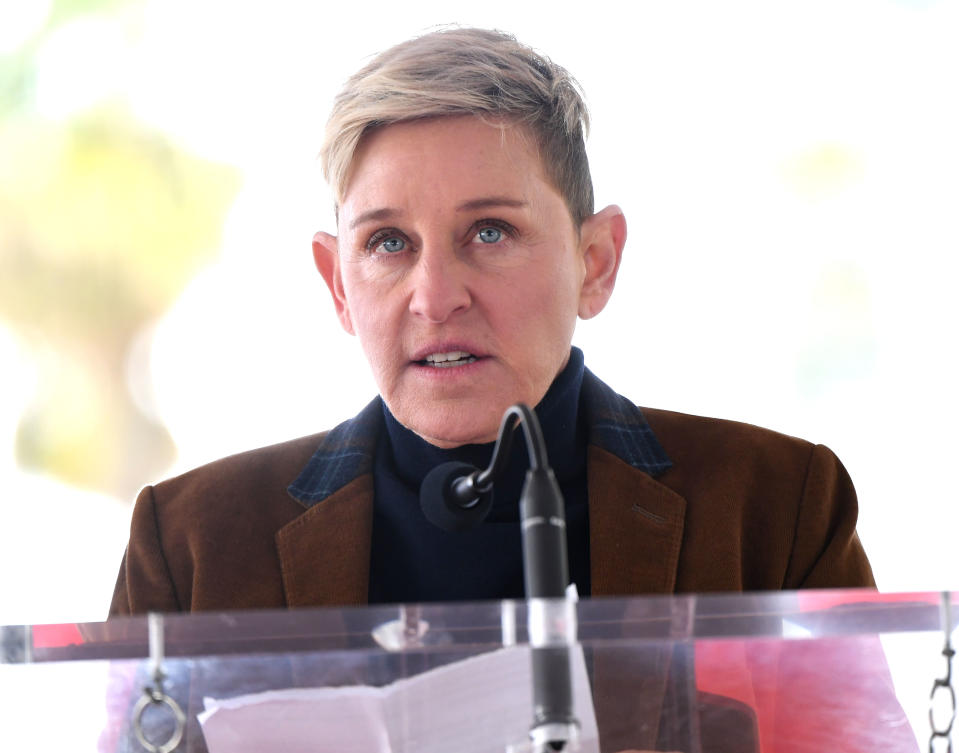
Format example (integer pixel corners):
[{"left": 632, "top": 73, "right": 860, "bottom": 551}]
[{"left": 417, "top": 351, "right": 478, "bottom": 368}]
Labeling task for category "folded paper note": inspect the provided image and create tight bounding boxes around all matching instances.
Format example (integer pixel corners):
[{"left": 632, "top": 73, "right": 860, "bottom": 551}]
[{"left": 199, "top": 645, "right": 599, "bottom": 753}]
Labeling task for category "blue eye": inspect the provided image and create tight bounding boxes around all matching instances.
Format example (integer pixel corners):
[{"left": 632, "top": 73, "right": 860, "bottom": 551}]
[
  {"left": 376, "top": 236, "right": 406, "bottom": 254},
  {"left": 476, "top": 227, "right": 503, "bottom": 244}
]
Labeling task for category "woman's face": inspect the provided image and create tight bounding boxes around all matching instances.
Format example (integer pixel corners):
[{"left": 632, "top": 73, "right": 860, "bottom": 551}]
[{"left": 314, "top": 116, "right": 609, "bottom": 447}]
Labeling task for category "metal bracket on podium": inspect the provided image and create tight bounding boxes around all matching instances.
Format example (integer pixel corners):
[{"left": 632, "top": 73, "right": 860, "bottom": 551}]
[
  {"left": 527, "top": 595, "right": 578, "bottom": 650},
  {"left": 372, "top": 605, "right": 430, "bottom": 651},
  {"left": 930, "top": 592, "right": 956, "bottom": 753},
  {"left": 132, "top": 613, "right": 186, "bottom": 753}
]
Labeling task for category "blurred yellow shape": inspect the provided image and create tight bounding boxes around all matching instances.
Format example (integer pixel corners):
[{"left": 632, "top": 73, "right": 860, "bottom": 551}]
[
  {"left": 781, "top": 142, "right": 864, "bottom": 200},
  {"left": 0, "top": 105, "right": 240, "bottom": 496}
]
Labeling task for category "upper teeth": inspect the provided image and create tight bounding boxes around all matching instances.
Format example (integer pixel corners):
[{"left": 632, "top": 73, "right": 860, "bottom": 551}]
[{"left": 425, "top": 351, "right": 473, "bottom": 363}]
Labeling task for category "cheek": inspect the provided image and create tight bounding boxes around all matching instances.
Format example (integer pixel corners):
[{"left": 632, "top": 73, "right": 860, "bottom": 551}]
[
  {"left": 491, "top": 272, "right": 579, "bottom": 368},
  {"left": 533, "top": 261, "right": 584, "bottom": 325},
  {"left": 342, "top": 283, "right": 406, "bottom": 374},
  {"left": 350, "top": 298, "right": 394, "bottom": 348},
  {"left": 342, "top": 268, "right": 390, "bottom": 329}
]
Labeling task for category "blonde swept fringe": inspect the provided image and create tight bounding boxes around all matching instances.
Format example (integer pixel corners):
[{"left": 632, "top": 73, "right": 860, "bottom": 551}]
[{"left": 320, "top": 27, "right": 594, "bottom": 226}]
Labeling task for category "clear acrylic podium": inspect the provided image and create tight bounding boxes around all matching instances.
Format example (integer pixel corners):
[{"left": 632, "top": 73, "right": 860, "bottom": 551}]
[{"left": 1, "top": 589, "right": 955, "bottom": 752}]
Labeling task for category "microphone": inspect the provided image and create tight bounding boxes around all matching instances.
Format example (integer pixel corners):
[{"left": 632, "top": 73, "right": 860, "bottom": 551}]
[
  {"left": 418, "top": 405, "right": 579, "bottom": 752},
  {"left": 420, "top": 461, "right": 494, "bottom": 532},
  {"left": 514, "top": 410, "right": 577, "bottom": 753},
  {"left": 418, "top": 403, "right": 519, "bottom": 531}
]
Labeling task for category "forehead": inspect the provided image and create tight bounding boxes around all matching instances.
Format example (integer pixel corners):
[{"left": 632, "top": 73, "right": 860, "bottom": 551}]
[{"left": 339, "top": 116, "right": 555, "bottom": 220}]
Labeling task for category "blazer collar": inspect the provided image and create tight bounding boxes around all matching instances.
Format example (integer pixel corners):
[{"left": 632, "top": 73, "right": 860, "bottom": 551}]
[
  {"left": 278, "top": 369, "right": 686, "bottom": 606},
  {"left": 580, "top": 368, "right": 673, "bottom": 477},
  {"left": 287, "top": 367, "right": 673, "bottom": 507},
  {"left": 286, "top": 396, "right": 382, "bottom": 505}
]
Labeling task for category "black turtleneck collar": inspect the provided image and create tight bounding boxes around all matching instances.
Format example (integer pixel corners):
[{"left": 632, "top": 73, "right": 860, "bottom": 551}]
[
  {"left": 368, "top": 348, "right": 590, "bottom": 604},
  {"left": 381, "top": 347, "right": 586, "bottom": 507}
]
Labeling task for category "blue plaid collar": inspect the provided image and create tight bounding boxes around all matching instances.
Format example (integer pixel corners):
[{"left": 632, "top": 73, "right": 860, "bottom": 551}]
[
  {"left": 287, "top": 367, "right": 672, "bottom": 507},
  {"left": 581, "top": 368, "right": 673, "bottom": 476}
]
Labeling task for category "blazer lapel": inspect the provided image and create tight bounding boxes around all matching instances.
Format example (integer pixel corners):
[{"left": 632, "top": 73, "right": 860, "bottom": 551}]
[
  {"left": 588, "top": 445, "right": 687, "bottom": 595},
  {"left": 275, "top": 474, "right": 374, "bottom": 607},
  {"left": 586, "top": 446, "right": 687, "bottom": 751}
]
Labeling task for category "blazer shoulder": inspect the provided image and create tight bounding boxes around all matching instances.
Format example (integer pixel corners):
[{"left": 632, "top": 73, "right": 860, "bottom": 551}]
[
  {"left": 116, "top": 433, "right": 333, "bottom": 615},
  {"left": 640, "top": 406, "right": 816, "bottom": 469},
  {"left": 155, "top": 432, "right": 329, "bottom": 490},
  {"left": 148, "top": 432, "right": 329, "bottom": 512},
  {"left": 638, "top": 406, "right": 833, "bottom": 526},
  {"left": 637, "top": 407, "right": 870, "bottom": 590}
]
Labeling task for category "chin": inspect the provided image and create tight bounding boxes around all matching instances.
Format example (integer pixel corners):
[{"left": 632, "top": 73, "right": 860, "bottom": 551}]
[
  {"left": 404, "top": 409, "right": 501, "bottom": 449},
  {"left": 417, "top": 423, "right": 499, "bottom": 449}
]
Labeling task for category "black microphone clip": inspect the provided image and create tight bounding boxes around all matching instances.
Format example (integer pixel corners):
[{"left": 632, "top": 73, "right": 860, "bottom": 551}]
[{"left": 420, "top": 461, "right": 494, "bottom": 532}]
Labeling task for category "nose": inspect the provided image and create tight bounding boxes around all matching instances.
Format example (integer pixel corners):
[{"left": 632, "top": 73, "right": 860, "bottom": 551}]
[{"left": 407, "top": 245, "right": 471, "bottom": 323}]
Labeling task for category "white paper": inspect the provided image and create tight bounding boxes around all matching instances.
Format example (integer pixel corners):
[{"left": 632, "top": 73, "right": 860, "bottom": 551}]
[{"left": 199, "top": 645, "right": 599, "bottom": 753}]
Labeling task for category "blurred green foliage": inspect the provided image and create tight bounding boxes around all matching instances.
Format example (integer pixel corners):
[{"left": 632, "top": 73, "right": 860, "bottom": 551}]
[{"left": 48, "top": 0, "right": 130, "bottom": 26}]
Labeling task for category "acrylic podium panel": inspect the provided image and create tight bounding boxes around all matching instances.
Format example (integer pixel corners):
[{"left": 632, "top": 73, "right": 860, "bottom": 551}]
[{"left": 1, "top": 590, "right": 954, "bottom": 753}]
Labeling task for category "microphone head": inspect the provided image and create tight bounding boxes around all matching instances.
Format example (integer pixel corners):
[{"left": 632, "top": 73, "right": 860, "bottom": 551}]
[{"left": 420, "top": 461, "right": 494, "bottom": 532}]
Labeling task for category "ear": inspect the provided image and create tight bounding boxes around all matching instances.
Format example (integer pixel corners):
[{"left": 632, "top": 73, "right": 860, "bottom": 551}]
[
  {"left": 312, "top": 231, "right": 355, "bottom": 335},
  {"left": 577, "top": 205, "right": 627, "bottom": 320}
]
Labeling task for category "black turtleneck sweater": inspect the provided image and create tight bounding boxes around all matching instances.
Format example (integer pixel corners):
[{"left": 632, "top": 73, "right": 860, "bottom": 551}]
[{"left": 368, "top": 348, "right": 590, "bottom": 604}]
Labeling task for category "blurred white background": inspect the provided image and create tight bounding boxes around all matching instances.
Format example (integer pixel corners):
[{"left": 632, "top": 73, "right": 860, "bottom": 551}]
[{"left": 1, "top": 0, "right": 957, "bottom": 626}]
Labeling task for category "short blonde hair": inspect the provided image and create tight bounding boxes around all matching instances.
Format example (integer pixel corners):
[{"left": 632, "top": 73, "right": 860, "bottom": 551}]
[{"left": 321, "top": 27, "right": 594, "bottom": 226}]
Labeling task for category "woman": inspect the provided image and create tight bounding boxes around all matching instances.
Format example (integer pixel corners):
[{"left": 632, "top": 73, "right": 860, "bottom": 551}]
[
  {"left": 110, "top": 27, "right": 873, "bottom": 616},
  {"left": 104, "top": 27, "right": 914, "bottom": 753}
]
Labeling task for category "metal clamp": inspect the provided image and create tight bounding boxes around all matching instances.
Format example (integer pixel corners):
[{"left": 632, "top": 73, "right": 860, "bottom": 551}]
[
  {"left": 371, "top": 605, "right": 430, "bottom": 651},
  {"left": 527, "top": 597, "right": 577, "bottom": 648},
  {"left": 529, "top": 720, "right": 580, "bottom": 752},
  {"left": 133, "top": 613, "right": 186, "bottom": 753},
  {"left": 930, "top": 592, "right": 956, "bottom": 753}
]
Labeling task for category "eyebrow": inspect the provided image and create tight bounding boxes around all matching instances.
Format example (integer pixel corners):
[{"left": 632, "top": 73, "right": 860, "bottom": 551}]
[
  {"left": 348, "top": 207, "right": 401, "bottom": 231},
  {"left": 347, "top": 197, "right": 529, "bottom": 231},
  {"left": 456, "top": 197, "right": 529, "bottom": 212}
]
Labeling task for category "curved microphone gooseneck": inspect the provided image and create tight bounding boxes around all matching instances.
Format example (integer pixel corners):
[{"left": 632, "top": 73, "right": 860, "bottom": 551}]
[
  {"left": 419, "top": 404, "right": 546, "bottom": 528},
  {"left": 418, "top": 404, "right": 579, "bottom": 752}
]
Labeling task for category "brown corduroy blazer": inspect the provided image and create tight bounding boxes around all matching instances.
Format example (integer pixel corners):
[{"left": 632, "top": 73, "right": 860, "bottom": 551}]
[{"left": 109, "top": 404, "right": 874, "bottom": 616}]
